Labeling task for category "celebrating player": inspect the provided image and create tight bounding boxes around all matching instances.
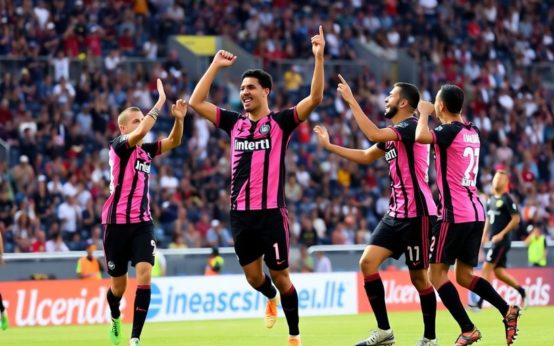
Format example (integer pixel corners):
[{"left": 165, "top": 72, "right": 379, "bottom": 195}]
[
  {"left": 315, "top": 76, "right": 438, "bottom": 346},
  {"left": 416, "top": 84, "right": 521, "bottom": 345},
  {"left": 188, "top": 26, "right": 325, "bottom": 346},
  {"left": 102, "top": 79, "right": 187, "bottom": 346},
  {"left": 470, "top": 169, "right": 527, "bottom": 311}
]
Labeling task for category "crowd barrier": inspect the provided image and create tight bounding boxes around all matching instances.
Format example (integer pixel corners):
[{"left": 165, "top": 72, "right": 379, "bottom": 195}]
[{"left": 2, "top": 268, "right": 552, "bottom": 327}]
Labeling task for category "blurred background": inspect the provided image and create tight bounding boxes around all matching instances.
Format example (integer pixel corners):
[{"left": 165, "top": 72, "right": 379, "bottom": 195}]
[{"left": 0, "top": 0, "right": 553, "bottom": 279}]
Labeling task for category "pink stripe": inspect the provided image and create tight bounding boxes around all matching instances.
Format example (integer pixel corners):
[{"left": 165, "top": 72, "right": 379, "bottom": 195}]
[
  {"left": 468, "top": 276, "right": 479, "bottom": 291},
  {"left": 436, "top": 221, "right": 448, "bottom": 263},
  {"left": 267, "top": 119, "right": 282, "bottom": 208},
  {"left": 282, "top": 284, "right": 296, "bottom": 296},
  {"left": 280, "top": 208, "right": 290, "bottom": 260},
  {"left": 418, "top": 286, "right": 434, "bottom": 295},
  {"left": 493, "top": 247, "right": 506, "bottom": 265},
  {"left": 137, "top": 285, "right": 151, "bottom": 290},
  {"left": 249, "top": 149, "right": 265, "bottom": 209},
  {"left": 215, "top": 108, "right": 221, "bottom": 127},
  {"left": 364, "top": 273, "right": 381, "bottom": 282},
  {"left": 292, "top": 107, "right": 300, "bottom": 123}
]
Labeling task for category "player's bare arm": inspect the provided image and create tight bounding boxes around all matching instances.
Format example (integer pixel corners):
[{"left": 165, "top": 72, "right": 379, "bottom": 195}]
[
  {"left": 127, "top": 78, "right": 166, "bottom": 147},
  {"left": 160, "top": 99, "right": 188, "bottom": 153},
  {"left": 337, "top": 74, "right": 398, "bottom": 143},
  {"left": 314, "top": 125, "right": 384, "bottom": 164},
  {"left": 296, "top": 25, "right": 325, "bottom": 121},
  {"left": 189, "top": 50, "right": 237, "bottom": 124},
  {"left": 415, "top": 100, "right": 434, "bottom": 144}
]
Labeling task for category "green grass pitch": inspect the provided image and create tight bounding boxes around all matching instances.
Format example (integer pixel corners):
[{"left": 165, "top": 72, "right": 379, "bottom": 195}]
[{"left": 2, "top": 306, "right": 552, "bottom": 345}]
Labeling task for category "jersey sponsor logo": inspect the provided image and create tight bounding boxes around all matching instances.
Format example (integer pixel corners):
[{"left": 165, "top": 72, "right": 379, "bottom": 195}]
[
  {"left": 135, "top": 159, "right": 151, "bottom": 174},
  {"left": 234, "top": 138, "right": 271, "bottom": 151},
  {"left": 384, "top": 148, "right": 398, "bottom": 162},
  {"left": 259, "top": 123, "right": 271, "bottom": 135}
]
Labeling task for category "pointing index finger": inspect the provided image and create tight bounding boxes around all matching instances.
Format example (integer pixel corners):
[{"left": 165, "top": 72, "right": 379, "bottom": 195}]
[{"left": 319, "top": 25, "right": 323, "bottom": 36}]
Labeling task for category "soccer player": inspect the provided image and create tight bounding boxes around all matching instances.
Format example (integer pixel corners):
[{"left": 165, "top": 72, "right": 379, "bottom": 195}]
[
  {"left": 469, "top": 169, "right": 526, "bottom": 311},
  {"left": 103, "top": 79, "right": 187, "bottom": 346},
  {"left": 415, "top": 84, "right": 521, "bottom": 346},
  {"left": 188, "top": 26, "right": 325, "bottom": 346},
  {"left": 0, "top": 231, "right": 8, "bottom": 331},
  {"left": 314, "top": 76, "right": 437, "bottom": 346}
]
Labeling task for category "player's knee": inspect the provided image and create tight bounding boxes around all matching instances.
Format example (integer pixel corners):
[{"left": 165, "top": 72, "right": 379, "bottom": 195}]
[
  {"left": 359, "top": 256, "right": 378, "bottom": 274},
  {"left": 410, "top": 273, "right": 430, "bottom": 291},
  {"left": 455, "top": 272, "right": 473, "bottom": 288},
  {"left": 245, "top": 273, "right": 265, "bottom": 288}
]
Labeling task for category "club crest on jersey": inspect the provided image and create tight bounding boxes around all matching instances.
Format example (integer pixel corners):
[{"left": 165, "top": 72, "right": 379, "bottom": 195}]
[
  {"left": 496, "top": 199, "right": 504, "bottom": 208},
  {"left": 259, "top": 123, "right": 271, "bottom": 135},
  {"left": 234, "top": 138, "right": 271, "bottom": 151},
  {"left": 135, "top": 158, "right": 151, "bottom": 173},
  {"left": 384, "top": 148, "right": 398, "bottom": 162}
]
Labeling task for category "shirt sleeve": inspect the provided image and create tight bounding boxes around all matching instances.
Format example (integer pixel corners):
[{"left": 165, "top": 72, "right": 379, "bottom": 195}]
[
  {"left": 141, "top": 140, "right": 162, "bottom": 158},
  {"left": 431, "top": 124, "right": 460, "bottom": 148},
  {"left": 503, "top": 193, "right": 519, "bottom": 215},
  {"left": 272, "top": 107, "right": 301, "bottom": 134},
  {"left": 111, "top": 135, "right": 134, "bottom": 157},
  {"left": 215, "top": 107, "right": 241, "bottom": 134},
  {"left": 376, "top": 142, "right": 387, "bottom": 151},
  {"left": 393, "top": 120, "right": 416, "bottom": 143}
]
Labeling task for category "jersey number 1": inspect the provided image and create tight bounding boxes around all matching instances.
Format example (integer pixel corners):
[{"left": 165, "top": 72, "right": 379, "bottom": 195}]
[{"left": 462, "top": 147, "right": 480, "bottom": 187}]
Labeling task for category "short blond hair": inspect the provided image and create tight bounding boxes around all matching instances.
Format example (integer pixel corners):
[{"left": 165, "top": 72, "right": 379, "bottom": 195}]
[{"left": 117, "top": 107, "right": 141, "bottom": 126}]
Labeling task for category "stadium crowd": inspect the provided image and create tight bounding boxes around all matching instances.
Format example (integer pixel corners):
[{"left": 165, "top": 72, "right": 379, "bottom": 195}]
[{"left": 0, "top": 0, "right": 552, "bottom": 259}]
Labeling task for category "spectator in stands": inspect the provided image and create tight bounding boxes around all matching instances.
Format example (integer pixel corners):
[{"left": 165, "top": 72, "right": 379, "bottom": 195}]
[
  {"left": 206, "top": 219, "right": 233, "bottom": 248},
  {"left": 204, "top": 247, "right": 224, "bottom": 275},
  {"left": 314, "top": 251, "right": 332, "bottom": 273},
  {"left": 45, "top": 230, "right": 69, "bottom": 253}
]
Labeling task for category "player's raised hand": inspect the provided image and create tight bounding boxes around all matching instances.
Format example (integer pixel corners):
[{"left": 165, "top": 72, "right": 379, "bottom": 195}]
[
  {"left": 212, "top": 50, "right": 237, "bottom": 68},
  {"left": 337, "top": 74, "right": 355, "bottom": 105},
  {"left": 155, "top": 78, "right": 166, "bottom": 109},
  {"left": 171, "top": 99, "right": 188, "bottom": 119},
  {"left": 313, "top": 125, "right": 331, "bottom": 148},
  {"left": 311, "top": 25, "right": 325, "bottom": 58},
  {"left": 417, "top": 100, "right": 435, "bottom": 116}
]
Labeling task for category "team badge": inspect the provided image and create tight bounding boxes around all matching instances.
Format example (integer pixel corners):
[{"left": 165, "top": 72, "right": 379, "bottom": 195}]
[
  {"left": 260, "top": 123, "right": 270, "bottom": 135},
  {"left": 108, "top": 261, "right": 115, "bottom": 270},
  {"left": 496, "top": 200, "right": 503, "bottom": 208}
]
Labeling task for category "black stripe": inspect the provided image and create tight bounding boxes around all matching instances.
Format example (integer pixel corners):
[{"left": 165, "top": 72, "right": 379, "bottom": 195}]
[
  {"left": 277, "top": 130, "right": 289, "bottom": 208},
  {"left": 394, "top": 145, "right": 409, "bottom": 218},
  {"left": 439, "top": 146, "right": 455, "bottom": 222},
  {"left": 139, "top": 173, "right": 149, "bottom": 222},
  {"left": 126, "top": 170, "right": 139, "bottom": 223},
  {"left": 230, "top": 121, "right": 255, "bottom": 210},
  {"left": 261, "top": 130, "right": 271, "bottom": 209},
  {"left": 405, "top": 142, "right": 427, "bottom": 216},
  {"left": 109, "top": 152, "right": 131, "bottom": 224},
  {"left": 464, "top": 186, "right": 479, "bottom": 221}
]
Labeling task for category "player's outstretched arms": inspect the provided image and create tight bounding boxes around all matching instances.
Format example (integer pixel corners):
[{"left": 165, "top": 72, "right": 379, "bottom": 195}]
[
  {"left": 296, "top": 25, "right": 325, "bottom": 121},
  {"left": 415, "top": 100, "right": 434, "bottom": 144},
  {"left": 336, "top": 74, "right": 397, "bottom": 143},
  {"left": 189, "top": 50, "right": 237, "bottom": 124},
  {"left": 314, "top": 125, "right": 384, "bottom": 165},
  {"left": 161, "top": 99, "right": 188, "bottom": 154},
  {"left": 128, "top": 78, "right": 166, "bottom": 147}
]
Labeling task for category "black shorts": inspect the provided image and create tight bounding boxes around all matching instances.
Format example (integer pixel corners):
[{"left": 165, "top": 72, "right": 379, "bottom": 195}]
[
  {"left": 430, "top": 221, "right": 484, "bottom": 267},
  {"left": 230, "top": 208, "right": 290, "bottom": 270},
  {"left": 103, "top": 222, "right": 156, "bottom": 277},
  {"left": 370, "top": 215, "right": 435, "bottom": 270},
  {"left": 485, "top": 240, "right": 511, "bottom": 268}
]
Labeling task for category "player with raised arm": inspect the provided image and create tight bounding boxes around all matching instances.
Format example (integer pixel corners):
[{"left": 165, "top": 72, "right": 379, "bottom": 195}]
[
  {"left": 103, "top": 79, "right": 187, "bottom": 346},
  {"left": 0, "top": 232, "right": 8, "bottom": 331},
  {"left": 416, "top": 84, "right": 521, "bottom": 346},
  {"left": 188, "top": 26, "right": 325, "bottom": 346},
  {"left": 469, "top": 169, "right": 527, "bottom": 311},
  {"left": 315, "top": 76, "right": 438, "bottom": 346}
]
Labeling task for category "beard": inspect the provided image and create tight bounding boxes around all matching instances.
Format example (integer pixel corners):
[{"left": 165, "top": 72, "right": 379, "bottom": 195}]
[{"left": 384, "top": 105, "right": 399, "bottom": 119}]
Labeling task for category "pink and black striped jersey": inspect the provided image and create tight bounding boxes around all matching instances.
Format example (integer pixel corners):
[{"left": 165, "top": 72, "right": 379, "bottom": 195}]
[
  {"left": 102, "top": 135, "right": 161, "bottom": 224},
  {"left": 431, "top": 121, "right": 486, "bottom": 223},
  {"left": 377, "top": 117, "right": 437, "bottom": 218},
  {"left": 215, "top": 107, "right": 301, "bottom": 211}
]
